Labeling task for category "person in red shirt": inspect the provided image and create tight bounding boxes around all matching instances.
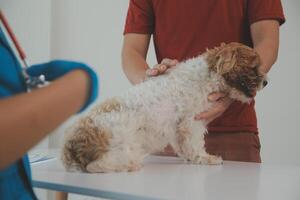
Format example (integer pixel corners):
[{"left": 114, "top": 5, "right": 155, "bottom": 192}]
[{"left": 122, "top": 0, "right": 285, "bottom": 162}]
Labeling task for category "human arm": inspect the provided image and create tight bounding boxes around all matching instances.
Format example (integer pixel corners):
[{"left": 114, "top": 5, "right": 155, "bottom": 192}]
[
  {"left": 122, "top": 33, "right": 151, "bottom": 84},
  {"left": 0, "top": 70, "right": 91, "bottom": 170},
  {"left": 0, "top": 70, "right": 89, "bottom": 169},
  {"left": 251, "top": 20, "right": 280, "bottom": 74},
  {"left": 196, "top": 20, "right": 280, "bottom": 122},
  {"left": 122, "top": 33, "right": 178, "bottom": 85}
]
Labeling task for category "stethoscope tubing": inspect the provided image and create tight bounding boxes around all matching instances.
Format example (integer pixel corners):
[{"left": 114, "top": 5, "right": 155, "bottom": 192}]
[{"left": 0, "top": 9, "right": 46, "bottom": 91}]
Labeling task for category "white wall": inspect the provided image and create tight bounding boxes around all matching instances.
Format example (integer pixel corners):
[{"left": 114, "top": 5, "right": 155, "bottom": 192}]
[
  {"left": 47, "top": 0, "right": 158, "bottom": 149},
  {"left": 48, "top": 0, "right": 135, "bottom": 149},
  {"left": 256, "top": 0, "right": 300, "bottom": 164}
]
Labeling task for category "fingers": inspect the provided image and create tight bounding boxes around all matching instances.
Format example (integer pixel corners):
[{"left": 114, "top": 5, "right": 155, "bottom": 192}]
[
  {"left": 201, "top": 113, "right": 222, "bottom": 124},
  {"left": 156, "top": 64, "right": 168, "bottom": 73},
  {"left": 207, "top": 92, "right": 227, "bottom": 101},
  {"left": 146, "top": 58, "right": 178, "bottom": 77},
  {"left": 146, "top": 64, "right": 167, "bottom": 76},
  {"left": 195, "top": 97, "right": 233, "bottom": 121},
  {"left": 195, "top": 104, "right": 223, "bottom": 120},
  {"left": 161, "top": 58, "right": 178, "bottom": 67},
  {"left": 146, "top": 67, "right": 159, "bottom": 76}
]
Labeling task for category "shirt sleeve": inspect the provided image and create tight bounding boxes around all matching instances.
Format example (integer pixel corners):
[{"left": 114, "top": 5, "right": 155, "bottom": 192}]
[
  {"left": 247, "top": 0, "right": 286, "bottom": 25},
  {"left": 123, "top": 0, "right": 154, "bottom": 35}
]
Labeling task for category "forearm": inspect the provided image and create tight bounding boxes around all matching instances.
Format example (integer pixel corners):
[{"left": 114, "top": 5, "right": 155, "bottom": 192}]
[
  {"left": 122, "top": 47, "right": 150, "bottom": 85},
  {"left": 251, "top": 20, "right": 280, "bottom": 74},
  {"left": 122, "top": 34, "right": 151, "bottom": 85},
  {"left": 254, "top": 38, "right": 278, "bottom": 74},
  {"left": 0, "top": 70, "right": 89, "bottom": 169}
]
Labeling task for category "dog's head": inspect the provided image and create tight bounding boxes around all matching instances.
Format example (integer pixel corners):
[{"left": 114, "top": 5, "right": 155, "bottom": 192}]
[{"left": 205, "top": 42, "right": 267, "bottom": 102}]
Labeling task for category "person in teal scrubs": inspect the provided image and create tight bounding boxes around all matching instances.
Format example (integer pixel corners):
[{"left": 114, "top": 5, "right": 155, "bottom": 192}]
[{"left": 0, "top": 26, "right": 99, "bottom": 199}]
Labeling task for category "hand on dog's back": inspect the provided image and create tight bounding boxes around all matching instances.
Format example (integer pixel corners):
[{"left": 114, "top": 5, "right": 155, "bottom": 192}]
[
  {"left": 146, "top": 58, "right": 178, "bottom": 77},
  {"left": 147, "top": 58, "right": 233, "bottom": 124}
]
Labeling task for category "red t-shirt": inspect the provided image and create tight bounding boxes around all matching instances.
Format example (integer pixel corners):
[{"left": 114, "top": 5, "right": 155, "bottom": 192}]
[{"left": 124, "top": 0, "right": 285, "bottom": 133}]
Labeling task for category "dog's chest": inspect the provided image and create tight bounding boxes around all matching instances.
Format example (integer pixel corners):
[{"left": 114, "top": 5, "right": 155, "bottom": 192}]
[{"left": 146, "top": 100, "right": 177, "bottom": 125}]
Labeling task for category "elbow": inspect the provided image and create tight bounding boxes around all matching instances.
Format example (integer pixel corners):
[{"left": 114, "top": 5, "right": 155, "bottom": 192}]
[
  {"left": 121, "top": 49, "right": 127, "bottom": 71},
  {"left": 121, "top": 44, "right": 131, "bottom": 71},
  {"left": 272, "top": 44, "right": 279, "bottom": 65}
]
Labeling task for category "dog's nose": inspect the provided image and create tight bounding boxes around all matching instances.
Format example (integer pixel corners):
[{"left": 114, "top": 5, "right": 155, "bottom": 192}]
[{"left": 263, "top": 80, "right": 268, "bottom": 88}]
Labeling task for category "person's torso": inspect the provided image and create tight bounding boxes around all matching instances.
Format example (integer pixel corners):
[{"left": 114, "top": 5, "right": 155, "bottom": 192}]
[
  {"left": 151, "top": 0, "right": 251, "bottom": 62},
  {"left": 150, "top": 0, "right": 257, "bottom": 132}
]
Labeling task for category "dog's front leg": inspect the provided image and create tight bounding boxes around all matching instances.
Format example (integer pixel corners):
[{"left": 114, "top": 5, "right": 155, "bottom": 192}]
[{"left": 173, "top": 118, "right": 222, "bottom": 165}]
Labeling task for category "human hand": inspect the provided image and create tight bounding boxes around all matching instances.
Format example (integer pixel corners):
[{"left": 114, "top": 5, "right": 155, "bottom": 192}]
[
  {"left": 27, "top": 60, "right": 99, "bottom": 112},
  {"left": 194, "top": 92, "right": 233, "bottom": 123},
  {"left": 27, "top": 60, "right": 95, "bottom": 81},
  {"left": 146, "top": 58, "right": 178, "bottom": 77}
]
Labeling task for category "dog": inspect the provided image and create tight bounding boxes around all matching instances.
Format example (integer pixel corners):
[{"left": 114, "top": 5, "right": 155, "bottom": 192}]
[{"left": 62, "top": 42, "right": 267, "bottom": 173}]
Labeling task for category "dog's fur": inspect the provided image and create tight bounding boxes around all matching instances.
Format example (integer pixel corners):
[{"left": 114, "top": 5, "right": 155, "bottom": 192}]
[{"left": 62, "top": 42, "right": 266, "bottom": 173}]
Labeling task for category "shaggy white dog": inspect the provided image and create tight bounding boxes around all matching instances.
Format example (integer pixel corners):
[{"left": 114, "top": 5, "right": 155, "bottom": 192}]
[{"left": 62, "top": 43, "right": 266, "bottom": 173}]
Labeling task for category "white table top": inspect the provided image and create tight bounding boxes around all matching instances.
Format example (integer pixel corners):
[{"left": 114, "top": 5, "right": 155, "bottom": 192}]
[{"left": 31, "top": 150, "right": 300, "bottom": 200}]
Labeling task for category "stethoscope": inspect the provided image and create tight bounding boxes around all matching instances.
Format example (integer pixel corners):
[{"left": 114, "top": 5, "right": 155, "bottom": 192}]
[{"left": 0, "top": 10, "right": 46, "bottom": 92}]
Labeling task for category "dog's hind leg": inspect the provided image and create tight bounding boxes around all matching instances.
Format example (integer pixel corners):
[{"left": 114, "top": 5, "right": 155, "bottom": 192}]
[
  {"left": 173, "top": 118, "right": 222, "bottom": 165},
  {"left": 86, "top": 146, "right": 145, "bottom": 173}
]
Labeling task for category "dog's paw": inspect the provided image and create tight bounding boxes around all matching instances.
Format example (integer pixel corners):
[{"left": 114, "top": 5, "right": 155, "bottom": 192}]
[
  {"left": 128, "top": 161, "right": 143, "bottom": 172},
  {"left": 190, "top": 154, "right": 223, "bottom": 165},
  {"left": 86, "top": 160, "right": 143, "bottom": 173}
]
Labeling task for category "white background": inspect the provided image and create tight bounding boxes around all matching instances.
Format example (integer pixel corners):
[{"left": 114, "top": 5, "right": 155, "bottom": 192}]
[{"left": 1, "top": 0, "right": 299, "bottom": 199}]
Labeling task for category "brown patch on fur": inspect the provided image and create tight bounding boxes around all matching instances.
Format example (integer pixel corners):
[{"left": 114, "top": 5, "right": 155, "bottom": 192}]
[
  {"left": 99, "top": 98, "right": 121, "bottom": 113},
  {"left": 62, "top": 117, "right": 111, "bottom": 171},
  {"left": 205, "top": 42, "right": 264, "bottom": 97},
  {"left": 89, "top": 98, "right": 122, "bottom": 118}
]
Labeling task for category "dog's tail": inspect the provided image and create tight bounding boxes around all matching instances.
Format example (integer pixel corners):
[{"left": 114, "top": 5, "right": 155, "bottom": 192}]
[{"left": 62, "top": 117, "right": 111, "bottom": 171}]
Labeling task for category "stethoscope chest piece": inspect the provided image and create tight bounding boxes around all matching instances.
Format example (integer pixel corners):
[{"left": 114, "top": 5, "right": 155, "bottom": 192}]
[
  {"left": 25, "top": 74, "right": 47, "bottom": 92},
  {"left": 0, "top": 10, "right": 47, "bottom": 92}
]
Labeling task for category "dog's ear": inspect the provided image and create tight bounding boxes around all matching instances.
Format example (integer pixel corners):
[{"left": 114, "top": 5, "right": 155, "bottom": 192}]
[
  {"left": 214, "top": 47, "right": 238, "bottom": 75},
  {"left": 223, "top": 45, "right": 263, "bottom": 98},
  {"left": 212, "top": 43, "right": 261, "bottom": 73},
  {"left": 235, "top": 46, "right": 260, "bottom": 69},
  {"left": 208, "top": 42, "right": 260, "bottom": 75}
]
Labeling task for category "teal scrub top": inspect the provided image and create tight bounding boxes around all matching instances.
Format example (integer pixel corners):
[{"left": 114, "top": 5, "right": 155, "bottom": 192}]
[{"left": 0, "top": 27, "right": 37, "bottom": 199}]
